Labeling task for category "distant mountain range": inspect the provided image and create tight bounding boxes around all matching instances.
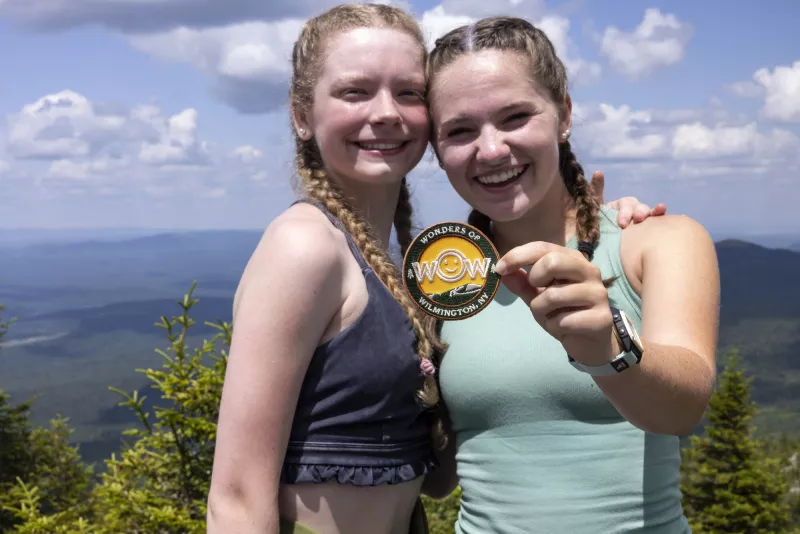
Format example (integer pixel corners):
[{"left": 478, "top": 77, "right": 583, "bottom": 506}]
[{"left": 1, "top": 230, "right": 800, "bottom": 463}]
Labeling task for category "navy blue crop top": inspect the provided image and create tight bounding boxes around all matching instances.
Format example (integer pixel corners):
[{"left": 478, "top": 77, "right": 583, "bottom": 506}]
[{"left": 279, "top": 199, "right": 436, "bottom": 486}]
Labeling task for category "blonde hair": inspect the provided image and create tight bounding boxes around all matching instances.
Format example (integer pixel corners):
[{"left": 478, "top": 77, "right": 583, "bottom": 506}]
[
  {"left": 290, "top": 3, "right": 447, "bottom": 449},
  {"left": 428, "top": 16, "right": 605, "bottom": 263}
]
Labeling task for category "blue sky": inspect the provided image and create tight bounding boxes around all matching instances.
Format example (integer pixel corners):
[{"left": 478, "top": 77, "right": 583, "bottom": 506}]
[{"left": 1, "top": 0, "right": 798, "bottom": 237}]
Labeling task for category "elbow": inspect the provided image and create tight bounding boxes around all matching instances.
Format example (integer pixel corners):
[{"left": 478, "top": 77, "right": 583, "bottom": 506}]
[
  {"left": 207, "top": 484, "right": 277, "bottom": 533},
  {"left": 632, "top": 390, "right": 713, "bottom": 437},
  {"left": 206, "top": 490, "right": 242, "bottom": 533},
  {"left": 631, "top": 415, "right": 702, "bottom": 438}
]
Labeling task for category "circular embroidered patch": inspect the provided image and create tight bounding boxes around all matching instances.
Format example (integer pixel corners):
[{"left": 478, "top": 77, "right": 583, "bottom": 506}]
[{"left": 402, "top": 222, "right": 501, "bottom": 321}]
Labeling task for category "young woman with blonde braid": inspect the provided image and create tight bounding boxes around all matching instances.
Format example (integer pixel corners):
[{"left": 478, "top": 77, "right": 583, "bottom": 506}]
[
  {"left": 206, "top": 5, "right": 663, "bottom": 534},
  {"left": 422, "top": 16, "right": 720, "bottom": 533}
]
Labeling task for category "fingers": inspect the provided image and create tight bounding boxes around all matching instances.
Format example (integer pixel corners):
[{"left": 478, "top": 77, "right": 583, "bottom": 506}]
[
  {"left": 632, "top": 203, "right": 653, "bottom": 223},
  {"left": 495, "top": 242, "right": 583, "bottom": 275},
  {"left": 614, "top": 198, "right": 669, "bottom": 227},
  {"left": 500, "top": 269, "right": 540, "bottom": 303},
  {"left": 526, "top": 251, "right": 601, "bottom": 288},
  {"left": 530, "top": 283, "right": 609, "bottom": 339},
  {"left": 590, "top": 170, "right": 605, "bottom": 205},
  {"left": 612, "top": 196, "right": 642, "bottom": 228}
]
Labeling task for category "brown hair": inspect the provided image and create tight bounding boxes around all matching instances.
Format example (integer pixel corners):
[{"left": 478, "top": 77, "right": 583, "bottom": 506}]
[
  {"left": 427, "top": 16, "right": 604, "bottom": 263},
  {"left": 290, "top": 4, "right": 446, "bottom": 449}
]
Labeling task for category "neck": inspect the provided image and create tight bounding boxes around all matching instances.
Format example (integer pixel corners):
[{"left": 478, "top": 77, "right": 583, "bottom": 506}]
[
  {"left": 336, "top": 177, "right": 401, "bottom": 252},
  {"left": 492, "top": 180, "right": 578, "bottom": 256}
]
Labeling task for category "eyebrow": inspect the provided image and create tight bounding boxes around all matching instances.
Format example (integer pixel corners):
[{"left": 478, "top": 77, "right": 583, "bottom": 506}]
[
  {"left": 439, "top": 101, "right": 531, "bottom": 130},
  {"left": 331, "top": 74, "right": 425, "bottom": 86}
]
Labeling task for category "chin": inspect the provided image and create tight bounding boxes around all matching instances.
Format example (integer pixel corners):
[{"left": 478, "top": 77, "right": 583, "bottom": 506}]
[
  {"left": 353, "top": 164, "right": 414, "bottom": 184},
  {"left": 467, "top": 195, "right": 532, "bottom": 224}
]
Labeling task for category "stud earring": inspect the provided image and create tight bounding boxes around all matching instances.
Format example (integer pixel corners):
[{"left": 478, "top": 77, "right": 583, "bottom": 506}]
[
  {"left": 299, "top": 128, "right": 306, "bottom": 137},
  {"left": 561, "top": 129, "right": 571, "bottom": 140}
]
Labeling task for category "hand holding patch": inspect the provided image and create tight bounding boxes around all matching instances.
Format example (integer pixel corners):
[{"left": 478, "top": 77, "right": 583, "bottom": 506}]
[{"left": 494, "top": 242, "right": 619, "bottom": 366}]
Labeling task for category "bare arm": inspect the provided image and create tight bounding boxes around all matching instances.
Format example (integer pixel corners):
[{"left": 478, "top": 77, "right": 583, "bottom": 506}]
[
  {"left": 497, "top": 215, "right": 719, "bottom": 437},
  {"left": 593, "top": 215, "right": 720, "bottom": 435},
  {"left": 206, "top": 212, "right": 344, "bottom": 533}
]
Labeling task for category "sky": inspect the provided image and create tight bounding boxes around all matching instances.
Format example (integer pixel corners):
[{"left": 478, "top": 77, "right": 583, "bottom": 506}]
[{"left": 0, "top": 0, "right": 798, "bottom": 237}]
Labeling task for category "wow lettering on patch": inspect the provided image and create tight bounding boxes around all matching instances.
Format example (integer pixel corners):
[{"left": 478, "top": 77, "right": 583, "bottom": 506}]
[{"left": 402, "top": 222, "right": 501, "bottom": 321}]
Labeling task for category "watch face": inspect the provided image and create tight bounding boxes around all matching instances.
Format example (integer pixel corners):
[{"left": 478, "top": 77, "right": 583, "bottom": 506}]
[{"left": 619, "top": 311, "right": 644, "bottom": 354}]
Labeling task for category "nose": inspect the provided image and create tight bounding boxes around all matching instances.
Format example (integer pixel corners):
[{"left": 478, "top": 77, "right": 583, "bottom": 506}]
[
  {"left": 369, "top": 90, "right": 401, "bottom": 126},
  {"left": 475, "top": 127, "right": 510, "bottom": 164}
]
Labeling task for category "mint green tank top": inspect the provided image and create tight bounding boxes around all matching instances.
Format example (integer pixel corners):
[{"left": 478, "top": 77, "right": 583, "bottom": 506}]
[{"left": 438, "top": 206, "right": 691, "bottom": 533}]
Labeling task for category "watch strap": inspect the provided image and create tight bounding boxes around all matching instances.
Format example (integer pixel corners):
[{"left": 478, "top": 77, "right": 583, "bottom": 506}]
[
  {"left": 568, "top": 351, "right": 639, "bottom": 376},
  {"left": 567, "top": 306, "right": 643, "bottom": 376}
]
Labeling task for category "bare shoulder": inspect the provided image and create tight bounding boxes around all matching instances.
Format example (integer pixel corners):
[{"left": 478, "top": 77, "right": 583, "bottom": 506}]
[
  {"left": 618, "top": 214, "right": 718, "bottom": 293},
  {"left": 234, "top": 203, "right": 345, "bottom": 318},
  {"left": 623, "top": 214, "right": 713, "bottom": 248}
]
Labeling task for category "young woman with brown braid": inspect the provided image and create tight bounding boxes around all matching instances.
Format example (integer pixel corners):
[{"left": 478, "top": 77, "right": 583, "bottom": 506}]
[
  {"left": 422, "top": 16, "right": 720, "bottom": 533},
  {"left": 206, "top": 5, "right": 664, "bottom": 534}
]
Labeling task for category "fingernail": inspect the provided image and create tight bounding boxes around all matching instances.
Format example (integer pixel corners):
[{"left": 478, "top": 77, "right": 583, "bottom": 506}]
[{"left": 494, "top": 260, "right": 506, "bottom": 274}]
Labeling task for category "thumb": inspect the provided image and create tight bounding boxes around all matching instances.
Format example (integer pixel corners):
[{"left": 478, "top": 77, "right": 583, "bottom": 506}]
[
  {"left": 590, "top": 170, "right": 605, "bottom": 205},
  {"left": 500, "top": 269, "right": 539, "bottom": 304}
]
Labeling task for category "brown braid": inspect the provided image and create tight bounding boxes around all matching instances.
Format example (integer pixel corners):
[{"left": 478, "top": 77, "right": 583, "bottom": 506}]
[
  {"left": 291, "top": 4, "right": 447, "bottom": 450},
  {"left": 429, "top": 17, "right": 608, "bottom": 271},
  {"left": 559, "top": 140, "right": 601, "bottom": 258}
]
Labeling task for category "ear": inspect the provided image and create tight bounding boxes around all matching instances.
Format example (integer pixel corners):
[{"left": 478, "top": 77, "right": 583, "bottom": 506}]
[
  {"left": 558, "top": 93, "right": 573, "bottom": 143},
  {"left": 291, "top": 104, "right": 313, "bottom": 141}
]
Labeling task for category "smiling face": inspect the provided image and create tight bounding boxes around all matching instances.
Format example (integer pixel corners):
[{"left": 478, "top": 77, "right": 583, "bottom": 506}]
[
  {"left": 429, "top": 50, "right": 571, "bottom": 223},
  {"left": 295, "top": 27, "right": 429, "bottom": 187}
]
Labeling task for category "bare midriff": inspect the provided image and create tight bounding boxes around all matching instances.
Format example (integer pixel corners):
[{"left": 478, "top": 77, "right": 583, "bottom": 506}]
[{"left": 278, "top": 478, "right": 424, "bottom": 534}]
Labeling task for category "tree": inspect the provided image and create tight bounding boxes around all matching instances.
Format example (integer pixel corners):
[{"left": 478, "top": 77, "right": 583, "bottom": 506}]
[
  {"left": 1, "top": 287, "right": 464, "bottom": 532},
  {"left": 85, "top": 282, "right": 231, "bottom": 533},
  {"left": 0, "top": 304, "right": 92, "bottom": 532},
  {"left": 763, "top": 434, "right": 800, "bottom": 530},
  {"left": 681, "top": 350, "right": 791, "bottom": 533},
  {"left": 422, "top": 486, "right": 461, "bottom": 534}
]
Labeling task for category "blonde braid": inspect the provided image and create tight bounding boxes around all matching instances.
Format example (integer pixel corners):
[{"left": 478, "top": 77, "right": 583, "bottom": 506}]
[
  {"left": 393, "top": 176, "right": 449, "bottom": 447},
  {"left": 298, "top": 143, "right": 447, "bottom": 449},
  {"left": 291, "top": 3, "right": 447, "bottom": 451}
]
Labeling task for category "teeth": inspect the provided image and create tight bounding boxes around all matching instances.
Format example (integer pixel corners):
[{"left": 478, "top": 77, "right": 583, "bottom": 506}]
[
  {"left": 360, "top": 142, "right": 403, "bottom": 150},
  {"left": 477, "top": 166, "right": 525, "bottom": 185}
]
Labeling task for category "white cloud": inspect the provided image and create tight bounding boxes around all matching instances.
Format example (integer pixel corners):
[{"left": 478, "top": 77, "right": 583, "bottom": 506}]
[
  {"left": 419, "top": 6, "right": 474, "bottom": 48},
  {"left": 128, "top": 19, "right": 304, "bottom": 113},
  {"left": 738, "top": 61, "right": 800, "bottom": 123},
  {"left": 728, "top": 61, "right": 800, "bottom": 122},
  {"left": 7, "top": 90, "right": 127, "bottom": 159},
  {"left": 136, "top": 108, "right": 210, "bottom": 166},
  {"left": 0, "top": 0, "right": 339, "bottom": 32},
  {"left": 420, "top": 5, "right": 600, "bottom": 85},
  {"left": 573, "top": 103, "right": 668, "bottom": 159},
  {"left": 568, "top": 100, "right": 799, "bottom": 180},
  {"left": 726, "top": 81, "right": 764, "bottom": 98},
  {"left": 6, "top": 90, "right": 210, "bottom": 171},
  {"left": 201, "top": 187, "right": 227, "bottom": 198},
  {"left": 1, "top": 90, "right": 279, "bottom": 198},
  {"left": 600, "top": 8, "right": 692, "bottom": 79},
  {"left": 47, "top": 156, "right": 130, "bottom": 181},
  {"left": 232, "top": 145, "right": 264, "bottom": 164},
  {"left": 671, "top": 122, "right": 800, "bottom": 163}
]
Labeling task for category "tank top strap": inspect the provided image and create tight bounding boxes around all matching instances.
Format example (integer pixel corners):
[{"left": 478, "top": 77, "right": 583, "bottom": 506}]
[{"left": 291, "top": 198, "right": 370, "bottom": 271}]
